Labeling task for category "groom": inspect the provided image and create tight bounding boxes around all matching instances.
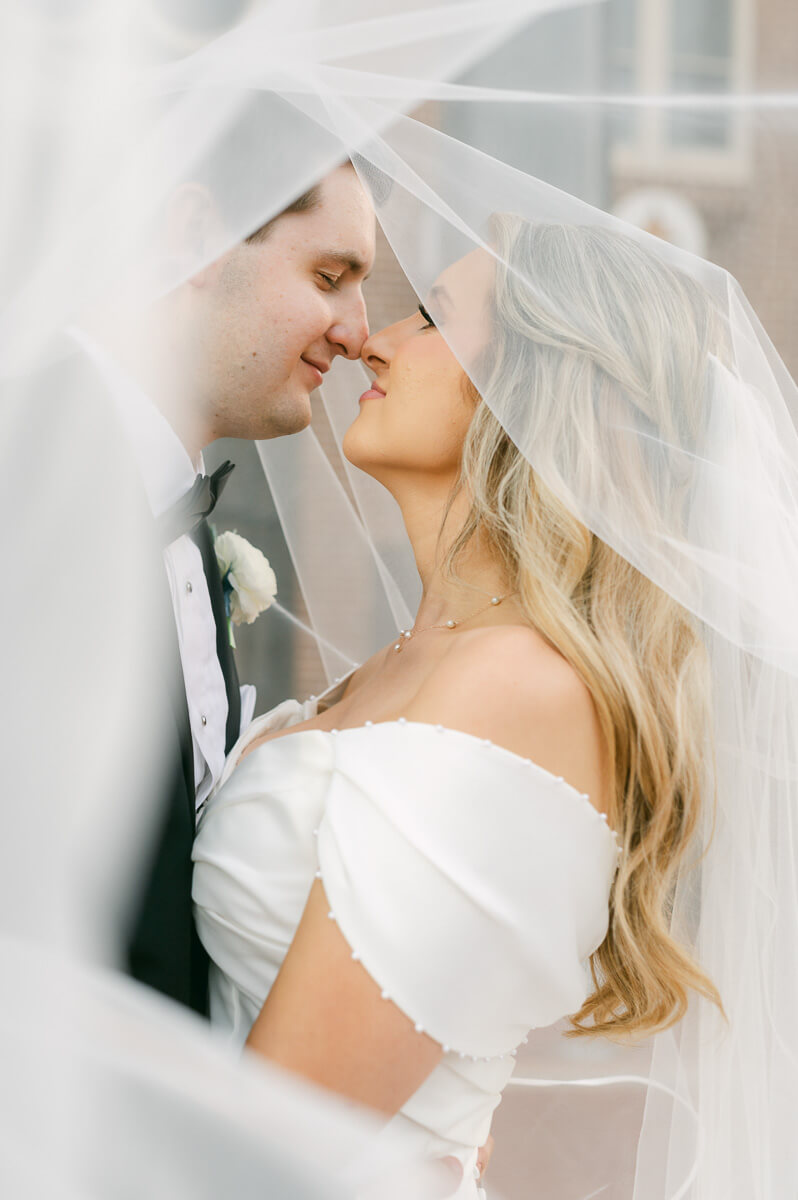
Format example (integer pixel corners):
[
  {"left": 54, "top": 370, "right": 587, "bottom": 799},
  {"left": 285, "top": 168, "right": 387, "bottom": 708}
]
[{"left": 86, "top": 161, "right": 375, "bottom": 1014}]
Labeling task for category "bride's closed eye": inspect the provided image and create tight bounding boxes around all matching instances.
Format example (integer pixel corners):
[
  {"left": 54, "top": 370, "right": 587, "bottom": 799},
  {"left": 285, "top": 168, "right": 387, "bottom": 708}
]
[{"left": 418, "top": 302, "right": 436, "bottom": 329}]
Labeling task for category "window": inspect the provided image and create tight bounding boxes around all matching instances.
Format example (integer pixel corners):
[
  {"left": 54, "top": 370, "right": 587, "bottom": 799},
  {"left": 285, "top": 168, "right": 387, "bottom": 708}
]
[{"left": 609, "top": 0, "right": 752, "bottom": 182}]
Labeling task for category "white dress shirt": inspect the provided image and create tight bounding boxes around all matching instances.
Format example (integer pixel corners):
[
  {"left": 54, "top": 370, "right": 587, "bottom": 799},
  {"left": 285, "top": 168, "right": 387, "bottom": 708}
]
[{"left": 68, "top": 329, "right": 255, "bottom": 812}]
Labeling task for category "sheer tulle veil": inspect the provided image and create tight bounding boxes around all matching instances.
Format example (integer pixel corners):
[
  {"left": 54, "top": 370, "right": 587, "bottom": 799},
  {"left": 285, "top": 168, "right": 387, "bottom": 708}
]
[{"left": 1, "top": 2, "right": 797, "bottom": 1197}]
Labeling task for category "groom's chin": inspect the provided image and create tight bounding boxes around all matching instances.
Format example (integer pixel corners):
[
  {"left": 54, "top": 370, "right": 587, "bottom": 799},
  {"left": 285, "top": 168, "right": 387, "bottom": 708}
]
[{"left": 257, "top": 389, "right": 312, "bottom": 439}]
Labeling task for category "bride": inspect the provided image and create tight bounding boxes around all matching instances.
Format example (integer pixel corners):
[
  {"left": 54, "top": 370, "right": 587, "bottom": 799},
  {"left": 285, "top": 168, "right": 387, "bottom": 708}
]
[{"left": 192, "top": 219, "right": 725, "bottom": 1193}]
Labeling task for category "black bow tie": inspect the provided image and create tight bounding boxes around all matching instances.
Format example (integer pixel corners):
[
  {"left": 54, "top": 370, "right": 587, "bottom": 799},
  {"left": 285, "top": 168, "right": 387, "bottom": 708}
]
[{"left": 159, "top": 460, "right": 235, "bottom": 545}]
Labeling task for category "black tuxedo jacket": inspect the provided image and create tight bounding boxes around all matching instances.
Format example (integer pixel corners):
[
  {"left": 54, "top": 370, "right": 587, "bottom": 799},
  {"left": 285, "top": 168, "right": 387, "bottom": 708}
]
[{"left": 124, "top": 517, "right": 242, "bottom": 1016}]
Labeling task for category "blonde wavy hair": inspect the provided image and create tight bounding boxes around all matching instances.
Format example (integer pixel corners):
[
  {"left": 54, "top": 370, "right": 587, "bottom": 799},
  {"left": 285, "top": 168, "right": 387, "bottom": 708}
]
[{"left": 448, "top": 219, "right": 724, "bottom": 1038}]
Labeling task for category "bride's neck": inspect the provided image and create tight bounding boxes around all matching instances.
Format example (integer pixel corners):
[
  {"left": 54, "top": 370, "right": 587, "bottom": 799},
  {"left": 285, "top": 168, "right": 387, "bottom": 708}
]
[{"left": 396, "top": 477, "right": 514, "bottom": 628}]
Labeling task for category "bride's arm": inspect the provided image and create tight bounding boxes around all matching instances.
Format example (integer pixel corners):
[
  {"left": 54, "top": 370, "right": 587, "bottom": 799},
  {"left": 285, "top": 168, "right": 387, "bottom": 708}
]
[
  {"left": 245, "top": 877, "right": 443, "bottom": 1115},
  {"left": 246, "top": 626, "right": 605, "bottom": 1113}
]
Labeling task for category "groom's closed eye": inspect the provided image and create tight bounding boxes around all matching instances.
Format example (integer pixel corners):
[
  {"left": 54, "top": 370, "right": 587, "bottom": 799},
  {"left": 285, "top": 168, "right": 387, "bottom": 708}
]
[
  {"left": 314, "top": 252, "right": 372, "bottom": 296},
  {"left": 315, "top": 249, "right": 372, "bottom": 281}
]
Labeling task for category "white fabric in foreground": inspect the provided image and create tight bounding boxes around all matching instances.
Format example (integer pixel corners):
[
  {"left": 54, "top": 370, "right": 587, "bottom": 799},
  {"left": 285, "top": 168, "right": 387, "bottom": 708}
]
[{"left": 193, "top": 698, "right": 618, "bottom": 1181}]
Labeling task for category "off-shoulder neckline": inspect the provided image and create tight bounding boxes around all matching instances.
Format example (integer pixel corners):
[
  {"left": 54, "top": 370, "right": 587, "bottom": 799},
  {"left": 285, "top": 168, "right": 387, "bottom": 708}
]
[{"left": 232, "top": 717, "right": 618, "bottom": 848}]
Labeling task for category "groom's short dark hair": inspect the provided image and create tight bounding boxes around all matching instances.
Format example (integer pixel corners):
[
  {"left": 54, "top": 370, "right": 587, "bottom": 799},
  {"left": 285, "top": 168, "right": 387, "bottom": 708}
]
[
  {"left": 244, "top": 156, "right": 359, "bottom": 244},
  {"left": 244, "top": 183, "right": 323, "bottom": 244},
  {"left": 190, "top": 93, "right": 353, "bottom": 244}
]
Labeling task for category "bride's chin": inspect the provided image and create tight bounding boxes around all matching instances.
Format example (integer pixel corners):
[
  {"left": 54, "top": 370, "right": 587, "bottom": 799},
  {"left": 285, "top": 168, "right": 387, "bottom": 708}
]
[
  {"left": 341, "top": 423, "right": 372, "bottom": 472},
  {"left": 342, "top": 429, "right": 395, "bottom": 490}
]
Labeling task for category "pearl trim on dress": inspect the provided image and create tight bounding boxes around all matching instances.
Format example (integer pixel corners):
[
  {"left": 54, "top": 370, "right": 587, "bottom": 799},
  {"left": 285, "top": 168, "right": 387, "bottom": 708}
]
[
  {"left": 313, "top": 716, "right": 623, "bottom": 859},
  {"left": 314, "top": 809, "right": 539, "bottom": 1065}
]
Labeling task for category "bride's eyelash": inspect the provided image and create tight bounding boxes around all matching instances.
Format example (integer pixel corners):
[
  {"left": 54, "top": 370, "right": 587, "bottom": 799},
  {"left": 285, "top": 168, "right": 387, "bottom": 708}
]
[
  {"left": 318, "top": 272, "right": 340, "bottom": 290},
  {"left": 418, "top": 302, "right": 436, "bottom": 328}
]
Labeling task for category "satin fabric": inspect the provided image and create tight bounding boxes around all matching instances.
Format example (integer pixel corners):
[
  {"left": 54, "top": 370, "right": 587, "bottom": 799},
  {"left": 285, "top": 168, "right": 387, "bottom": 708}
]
[{"left": 193, "top": 696, "right": 618, "bottom": 1194}]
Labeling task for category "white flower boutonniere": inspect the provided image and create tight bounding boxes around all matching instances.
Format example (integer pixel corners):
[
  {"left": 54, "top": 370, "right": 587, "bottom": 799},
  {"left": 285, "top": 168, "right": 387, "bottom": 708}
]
[{"left": 214, "top": 530, "right": 277, "bottom": 648}]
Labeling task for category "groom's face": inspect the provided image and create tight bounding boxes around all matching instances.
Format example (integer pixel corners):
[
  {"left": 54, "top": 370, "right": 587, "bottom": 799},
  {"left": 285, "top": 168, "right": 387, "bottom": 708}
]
[{"left": 197, "top": 165, "right": 375, "bottom": 442}]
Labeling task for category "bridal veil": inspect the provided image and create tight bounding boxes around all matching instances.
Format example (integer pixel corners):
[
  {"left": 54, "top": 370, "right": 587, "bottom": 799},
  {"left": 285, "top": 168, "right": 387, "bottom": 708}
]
[{"left": 1, "top": 2, "right": 797, "bottom": 1197}]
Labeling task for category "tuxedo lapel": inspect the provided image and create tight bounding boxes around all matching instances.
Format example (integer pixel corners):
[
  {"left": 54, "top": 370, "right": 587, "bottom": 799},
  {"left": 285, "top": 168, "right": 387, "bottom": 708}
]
[
  {"left": 125, "top": 497, "right": 209, "bottom": 1015},
  {"left": 160, "top": 590, "right": 196, "bottom": 822},
  {"left": 192, "top": 519, "right": 241, "bottom": 753}
]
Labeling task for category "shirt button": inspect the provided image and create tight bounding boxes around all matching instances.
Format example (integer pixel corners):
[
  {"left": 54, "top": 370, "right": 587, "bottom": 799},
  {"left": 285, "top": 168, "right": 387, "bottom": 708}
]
[
  {"left": 201, "top": 714, "right": 207, "bottom": 726},
  {"left": 185, "top": 581, "right": 193, "bottom": 593}
]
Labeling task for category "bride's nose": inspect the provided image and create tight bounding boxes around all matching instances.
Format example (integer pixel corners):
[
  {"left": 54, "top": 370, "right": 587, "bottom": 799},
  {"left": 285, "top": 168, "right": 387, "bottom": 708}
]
[
  {"left": 360, "top": 315, "right": 415, "bottom": 374},
  {"left": 361, "top": 315, "right": 419, "bottom": 377},
  {"left": 360, "top": 326, "right": 391, "bottom": 375}
]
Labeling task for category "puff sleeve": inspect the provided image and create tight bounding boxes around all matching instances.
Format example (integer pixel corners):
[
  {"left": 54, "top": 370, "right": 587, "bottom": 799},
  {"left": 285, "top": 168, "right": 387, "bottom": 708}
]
[{"left": 316, "top": 722, "right": 619, "bottom": 1060}]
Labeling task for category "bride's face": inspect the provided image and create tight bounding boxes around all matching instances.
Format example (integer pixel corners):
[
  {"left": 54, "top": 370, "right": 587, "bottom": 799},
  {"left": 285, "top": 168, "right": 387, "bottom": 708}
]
[{"left": 343, "top": 249, "right": 494, "bottom": 486}]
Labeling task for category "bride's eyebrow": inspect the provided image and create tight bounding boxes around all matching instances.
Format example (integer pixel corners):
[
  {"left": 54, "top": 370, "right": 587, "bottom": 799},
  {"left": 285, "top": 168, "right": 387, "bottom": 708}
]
[{"left": 425, "top": 283, "right": 452, "bottom": 311}]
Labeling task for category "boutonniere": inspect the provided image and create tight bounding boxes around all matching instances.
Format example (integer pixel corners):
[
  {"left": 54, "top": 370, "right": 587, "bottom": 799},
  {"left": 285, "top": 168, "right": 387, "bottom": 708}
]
[{"left": 214, "top": 530, "right": 277, "bottom": 648}]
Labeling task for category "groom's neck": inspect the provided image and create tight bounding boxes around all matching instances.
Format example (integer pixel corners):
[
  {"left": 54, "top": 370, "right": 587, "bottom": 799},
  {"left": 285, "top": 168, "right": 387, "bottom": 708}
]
[{"left": 89, "top": 310, "right": 210, "bottom": 468}]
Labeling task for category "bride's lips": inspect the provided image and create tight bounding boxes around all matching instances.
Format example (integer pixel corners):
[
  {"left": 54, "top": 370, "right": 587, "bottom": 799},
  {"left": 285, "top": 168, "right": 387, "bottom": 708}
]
[{"left": 359, "top": 382, "right": 386, "bottom": 404}]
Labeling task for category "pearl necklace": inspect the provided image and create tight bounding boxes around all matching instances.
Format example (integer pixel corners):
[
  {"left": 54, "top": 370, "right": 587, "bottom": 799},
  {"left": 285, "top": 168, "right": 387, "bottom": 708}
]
[{"left": 393, "top": 593, "right": 514, "bottom": 653}]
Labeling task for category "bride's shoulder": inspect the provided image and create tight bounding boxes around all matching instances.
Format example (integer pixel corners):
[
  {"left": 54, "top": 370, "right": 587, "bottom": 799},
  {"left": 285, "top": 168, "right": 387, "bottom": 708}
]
[
  {"left": 413, "top": 624, "right": 592, "bottom": 715},
  {"left": 404, "top": 626, "right": 606, "bottom": 807}
]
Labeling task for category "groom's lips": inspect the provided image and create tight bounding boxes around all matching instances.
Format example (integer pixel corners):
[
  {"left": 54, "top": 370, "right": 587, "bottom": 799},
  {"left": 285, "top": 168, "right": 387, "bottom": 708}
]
[{"left": 300, "top": 356, "right": 329, "bottom": 387}]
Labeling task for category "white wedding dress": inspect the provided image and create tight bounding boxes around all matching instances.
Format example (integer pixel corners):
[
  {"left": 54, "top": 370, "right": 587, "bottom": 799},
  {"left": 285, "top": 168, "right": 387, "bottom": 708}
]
[{"left": 192, "top": 682, "right": 620, "bottom": 1196}]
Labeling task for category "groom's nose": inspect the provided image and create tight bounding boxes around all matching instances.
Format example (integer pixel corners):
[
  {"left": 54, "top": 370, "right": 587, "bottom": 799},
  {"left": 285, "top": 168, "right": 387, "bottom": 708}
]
[{"left": 327, "top": 292, "right": 369, "bottom": 360}]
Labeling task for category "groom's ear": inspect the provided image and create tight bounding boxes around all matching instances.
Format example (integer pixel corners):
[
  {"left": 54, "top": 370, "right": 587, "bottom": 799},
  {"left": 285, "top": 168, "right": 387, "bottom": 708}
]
[{"left": 166, "top": 183, "right": 226, "bottom": 288}]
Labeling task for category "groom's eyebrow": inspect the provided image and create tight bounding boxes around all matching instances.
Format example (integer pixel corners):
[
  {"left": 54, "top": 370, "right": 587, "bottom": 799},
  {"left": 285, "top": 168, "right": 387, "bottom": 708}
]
[{"left": 319, "top": 250, "right": 372, "bottom": 278}]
